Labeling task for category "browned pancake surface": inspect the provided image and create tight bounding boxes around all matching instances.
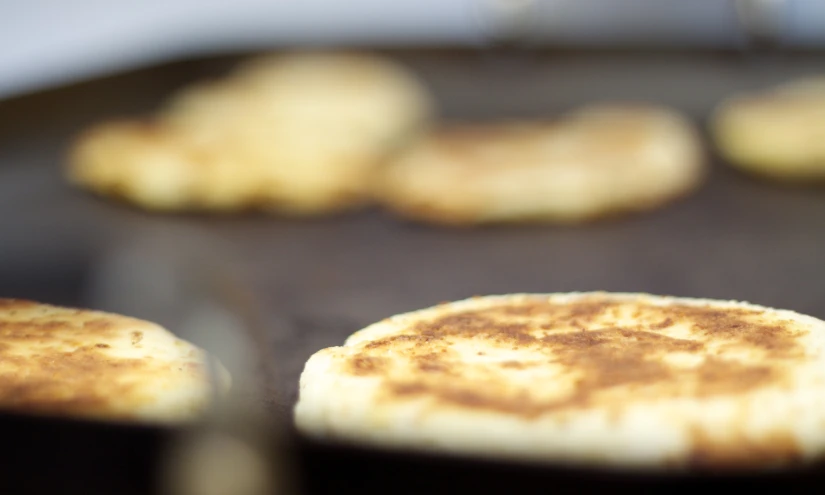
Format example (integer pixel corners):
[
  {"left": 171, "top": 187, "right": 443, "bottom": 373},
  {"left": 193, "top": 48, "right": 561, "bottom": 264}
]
[{"left": 0, "top": 299, "right": 215, "bottom": 421}]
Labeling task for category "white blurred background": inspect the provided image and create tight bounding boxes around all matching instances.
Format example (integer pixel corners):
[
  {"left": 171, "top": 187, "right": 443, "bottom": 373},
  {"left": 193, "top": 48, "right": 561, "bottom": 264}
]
[{"left": 3, "top": 0, "right": 825, "bottom": 100}]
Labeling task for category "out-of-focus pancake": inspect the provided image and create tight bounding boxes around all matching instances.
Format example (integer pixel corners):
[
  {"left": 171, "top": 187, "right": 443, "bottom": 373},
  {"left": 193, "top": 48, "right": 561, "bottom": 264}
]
[
  {"left": 374, "top": 103, "right": 704, "bottom": 225},
  {"left": 66, "top": 118, "right": 361, "bottom": 214},
  {"left": 711, "top": 77, "right": 825, "bottom": 182},
  {"left": 163, "top": 51, "right": 433, "bottom": 154},
  {"left": 66, "top": 119, "right": 257, "bottom": 212},
  {"left": 0, "top": 298, "right": 228, "bottom": 423},
  {"left": 295, "top": 292, "right": 825, "bottom": 471},
  {"left": 66, "top": 51, "right": 434, "bottom": 215}
]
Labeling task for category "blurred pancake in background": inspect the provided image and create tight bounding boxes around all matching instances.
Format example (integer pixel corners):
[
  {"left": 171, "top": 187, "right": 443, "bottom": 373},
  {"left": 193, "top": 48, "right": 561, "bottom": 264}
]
[
  {"left": 66, "top": 51, "right": 434, "bottom": 215},
  {"left": 374, "top": 103, "right": 705, "bottom": 226},
  {"left": 711, "top": 77, "right": 825, "bottom": 183}
]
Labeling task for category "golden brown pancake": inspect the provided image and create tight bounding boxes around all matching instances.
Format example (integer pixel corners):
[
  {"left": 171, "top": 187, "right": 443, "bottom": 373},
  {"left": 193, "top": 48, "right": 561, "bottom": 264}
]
[
  {"left": 295, "top": 292, "right": 825, "bottom": 472},
  {"left": 0, "top": 298, "right": 228, "bottom": 423}
]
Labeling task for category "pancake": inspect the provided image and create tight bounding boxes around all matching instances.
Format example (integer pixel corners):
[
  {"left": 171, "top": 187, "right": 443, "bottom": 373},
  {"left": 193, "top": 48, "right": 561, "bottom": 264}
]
[
  {"left": 163, "top": 51, "right": 433, "bottom": 154},
  {"left": 66, "top": 51, "right": 434, "bottom": 215},
  {"left": 374, "top": 103, "right": 704, "bottom": 225},
  {"left": 295, "top": 292, "right": 825, "bottom": 471},
  {"left": 66, "top": 119, "right": 256, "bottom": 212},
  {"left": 711, "top": 77, "right": 825, "bottom": 182},
  {"left": 0, "top": 298, "right": 229, "bottom": 423},
  {"left": 66, "top": 118, "right": 363, "bottom": 214}
]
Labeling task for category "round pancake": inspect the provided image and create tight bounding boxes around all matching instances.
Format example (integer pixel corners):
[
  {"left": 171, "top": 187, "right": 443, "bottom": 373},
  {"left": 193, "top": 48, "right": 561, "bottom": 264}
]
[
  {"left": 67, "top": 51, "right": 433, "bottom": 215},
  {"left": 0, "top": 298, "right": 229, "bottom": 423},
  {"left": 711, "top": 78, "right": 825, "bottom": 182},
  {"left": 373, "top": 103, "right": 705, "bottom": 226},
  {"left": 295, "top": 292, "right": 825, "bottom": 471}
]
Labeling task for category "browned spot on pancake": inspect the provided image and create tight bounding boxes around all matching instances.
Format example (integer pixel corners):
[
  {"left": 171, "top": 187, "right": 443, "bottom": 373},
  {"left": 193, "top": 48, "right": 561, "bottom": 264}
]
[
  {"left": 0, "top": 299, "right": 38, "bottom": 309},
  {"left": 0, "top": 345, "right": 145, "bottom": 416},
  {"left": 417, "top": 360, "right": 451, "bottom": 373},
  {"left": 495, "top": 300, "right": 614, "bottom": 323},
  {"left": 738, "top": 325, "right": 800, "bottom": 357},
  {"left": 378, "top": 326, "right": 722, "bottom": 418},
  {"left": 542, "top": 327, "right": 704, "bottom": 354},
  {"left": 0, "top": 303, "right": 206, "bottom": 419},
  {"left": 392, "top": 382, "right": 428, "bottom": 396},
  {"left": 500, "top": 360, "right": 528, "bottom": 369},
  {"left": 542, "top": 328, "right": 704, "bottom": 392},
  {"left": 425, "top": 314, "right": 533, "bottom": 346},
  {"left": 364, "top": 333, "right": 424, "bottom": 350},
  {"left": 425, "top": 313, "right": 501, "bottom": 333},
  {"left": 412, "top": 349, "right": 460, "bottom": 375},
  {"left": 0, "top": 320, "right": 105, "bottom": 341},
  {"left": 692, "top": 358, "right": 776, "bottom": 396},
  {"left": 688, "top": 428, "right": 802, "bottom": 470},
  {"left": 348, "top": 356, "right": 387, "bottom": 376},
  {"left": 131, "top": 331, "right": 143, "bottom": 346},
  {"left": 84, "top": 318, "right": 116, "bottom": 332},
  {"left": 667, "top": 305, "right": 803, "bottom": 358},
  {"left": 345, "top": 297, "right": 810, "bottom": 423},
  {"left": 366, "top": 315, "right": 534, "bottom": 353},
  {"left": 35, "top": 321, "right": 67, "bottom": 332}
]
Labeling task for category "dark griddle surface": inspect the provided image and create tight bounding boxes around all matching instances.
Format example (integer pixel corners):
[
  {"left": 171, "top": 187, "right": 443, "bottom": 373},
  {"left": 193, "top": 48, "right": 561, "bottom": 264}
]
[{"left": 2, "top": 48, "right": 825, "bottom": 426}]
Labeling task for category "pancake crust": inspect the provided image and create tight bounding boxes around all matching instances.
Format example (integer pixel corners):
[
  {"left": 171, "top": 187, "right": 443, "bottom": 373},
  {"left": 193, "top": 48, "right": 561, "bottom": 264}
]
[
  {"left": 66, "top": 51, "right": 433, "bottom": 215},
  {"left": 295, "top": 292, "right": 825, "bottom": 471},
  {"left": 711, "top": 77, "right": 825, "bottom": 182},
  {"left": 0, "top": 299, "right": 227, "bottom": 423},
  {"left": 374, "top": 104, "right": 705, "bottom": 225}
]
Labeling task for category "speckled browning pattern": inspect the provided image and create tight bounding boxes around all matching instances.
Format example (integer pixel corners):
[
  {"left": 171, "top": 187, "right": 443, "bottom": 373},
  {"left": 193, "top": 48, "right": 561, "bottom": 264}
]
[
  {"left": 0, "top": 298, "right": 220, "bottom": 422},
  {"left": 296, "top": 292, "right": 825, "bottom": 471}
]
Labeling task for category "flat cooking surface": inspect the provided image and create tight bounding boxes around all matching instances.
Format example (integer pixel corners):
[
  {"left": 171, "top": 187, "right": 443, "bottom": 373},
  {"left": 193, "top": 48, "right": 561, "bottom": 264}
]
[{"left": 2, "top": 49, "right": 825, "bottom": 426}]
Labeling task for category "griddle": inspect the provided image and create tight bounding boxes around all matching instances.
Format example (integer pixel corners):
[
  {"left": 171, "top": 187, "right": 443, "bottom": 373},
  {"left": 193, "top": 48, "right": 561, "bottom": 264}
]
[{"left": 1, "top": 48, "right": 825, "bottom": 494}]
